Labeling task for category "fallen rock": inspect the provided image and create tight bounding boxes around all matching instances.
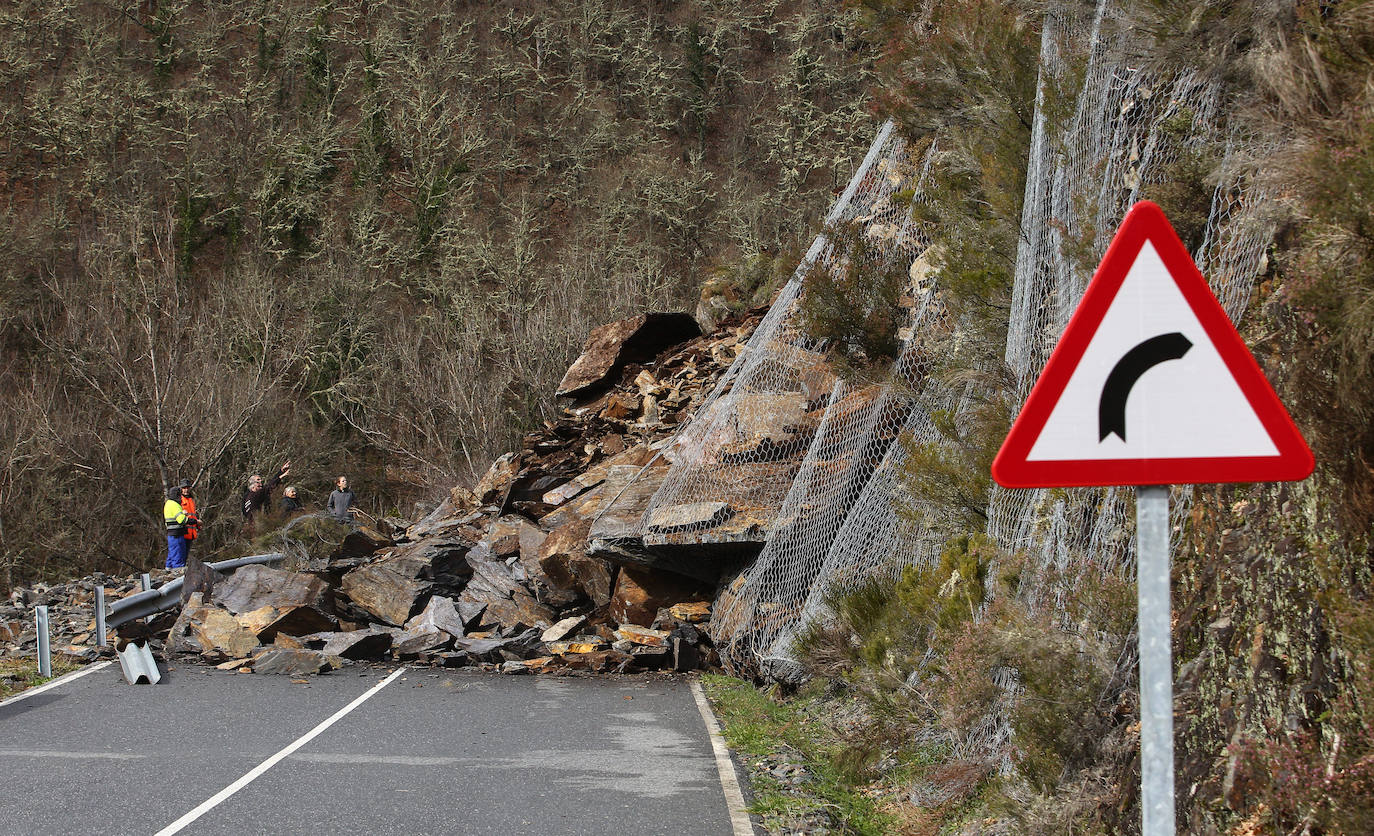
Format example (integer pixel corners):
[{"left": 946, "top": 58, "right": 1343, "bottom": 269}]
[
  {"left": 668, "top": 601, "right": 712, "bottom": 623},
  {"left": 558, "top": 648, "right": 633, "bottom": 673},
  {"left": 250, "top": 647, "right": 340, "bottom": 676},
  {"left": 340, "top": 563, "right": 432, "bottom": 627},
  {"left": 646, "top": 501, "right": 733, "bottom": 534},
  {"left": 609, "top": 567, "right": 710, "bottom": 627},
  {"left": 235, "top": 604, "right": 337, "bottom": 642},
  {"left": 614, "top": 625, "right": 670, "bottom": 647},
  {"left": 384, "top": 537, "right": 474, "bottom": 588},
  {"left": 320, "top": 628, "right": 394, "bottom": 660},
  {"left": 214, "top": 565, "right": 332, "bottom": 616},
  {"left": 479, "top": 592, "right": 555, "bottom": 633},
  {"left": 461, "top": 542, "right": 526, "bottom": 603},
  {"left": 404, "top": 595, "right": 466, "bottom": 640},
  {"left": 391, "top": 628, "right": 452, "bottom": 658},
  {"left": 474, "top": 452, "right": 520, "bottom": 504},
  {"left": 537, "top": 518, "right": 616, "bottom": 608},
  {"left": 332, "top": 526, "right": 394, "bottom": 562},
  {"left": 541, "top": 615, "right": 586, "bottom": 643},
  {"left": 556, "top": 313, "right": 701, "bottom": 399},
  {"left": 166, "top": 595, "right": 260, "bottom": 660}
]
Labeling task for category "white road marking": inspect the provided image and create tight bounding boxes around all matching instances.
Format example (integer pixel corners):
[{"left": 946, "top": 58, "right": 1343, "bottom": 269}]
[
  {"left": 0, "top": 661, "right": 113, "bottom": 709},
  {"left": 154, "top": 667, "right": 407, "bottom": 836},
  {"left": 290, "top": 752, "right": 464, "bottom": 766},
  {"left": 690, "top": 679, "right": 755, "bottom": 836},
  {"left": 0, "top": 749, "right": 143, "bottom": 760}
]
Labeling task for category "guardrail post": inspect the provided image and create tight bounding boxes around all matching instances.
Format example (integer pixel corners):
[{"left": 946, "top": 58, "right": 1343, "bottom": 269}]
[
  {"left": 95, "top": 586, "right": 108, "bottom": 647},
  {"left": 35, "top": 605, "right": 51, "bottom": 678},
  {"left": 141, "top": 573, "right": 152, "bottom": 592}
]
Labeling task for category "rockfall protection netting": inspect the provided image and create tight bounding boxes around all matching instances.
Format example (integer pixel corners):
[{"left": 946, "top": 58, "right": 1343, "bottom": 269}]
[
  {"left": 601, "top": 0, "right": 1276, "bottom": 754},
  {"left": 985, "top": 2, "right": 1275, "bottom": 617}
]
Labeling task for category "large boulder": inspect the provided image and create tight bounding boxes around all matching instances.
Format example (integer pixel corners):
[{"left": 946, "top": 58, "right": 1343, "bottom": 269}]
[
  {"left": 250, "top": 647, "right": 340, "bottom": 676},
  {"left": 404, "top": 596, "right": 466, "bottom": 640},
  {"left": 538, "top": 517, "right": 616, "bottom": 608},
  {"left": 339, "top": 562, "right": 432, "bottom": 627},
  {"left": 165, "top": 594, "right": 260, "bottom": 660},
  {"left": 235, "top": 605, "right": 337, "bottom": 643},
  {"left": 318, "top": 628, "right": 394, "bottom": 660},
  {"left": 556, "top": 313, "right": 701, "bottom": 400},
  {"left": 214, "top": 565, "right": 332, "bottom": 616}
]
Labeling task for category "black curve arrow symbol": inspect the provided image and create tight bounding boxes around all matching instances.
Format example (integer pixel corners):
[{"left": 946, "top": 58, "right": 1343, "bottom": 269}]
[{"left": 1098, "top": 332, "right": 1193, "bottom": 442}]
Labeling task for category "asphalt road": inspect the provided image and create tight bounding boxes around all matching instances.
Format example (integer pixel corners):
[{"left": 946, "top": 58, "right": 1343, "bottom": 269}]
[{"left": 0, "top": 662, "right": 750, "bottom": 835}]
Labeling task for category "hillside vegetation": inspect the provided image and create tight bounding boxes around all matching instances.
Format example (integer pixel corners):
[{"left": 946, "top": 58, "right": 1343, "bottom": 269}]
[
  {"left": 761, "top": 1, "right": 1374, "bottom": 833},
  {"left": 0, "top": 0, "right": 878, "bottom": 586}
]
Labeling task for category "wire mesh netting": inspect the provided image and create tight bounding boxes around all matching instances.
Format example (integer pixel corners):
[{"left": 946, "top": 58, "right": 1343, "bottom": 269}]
[
  {"left": 597, "top": 0, "right": 1278, "bottom": 722},
  {"left": 985, "top": 2, "right": 1275, "bottom": 612}
]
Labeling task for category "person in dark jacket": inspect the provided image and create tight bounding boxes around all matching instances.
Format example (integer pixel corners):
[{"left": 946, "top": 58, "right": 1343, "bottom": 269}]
[
  {"left": 280, "top": 485, "right": 303, "bottom": 515},
  {"left": 327, "top": 475, "right": 356, "bottom": 523},
  {"left": 241, "top": 461, "right": 290, "bottom": 531}
]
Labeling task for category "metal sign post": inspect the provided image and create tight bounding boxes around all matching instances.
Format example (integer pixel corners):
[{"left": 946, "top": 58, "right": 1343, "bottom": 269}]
[{"left": 1136, "top": 485, "right": 1173, "bottom": 835}]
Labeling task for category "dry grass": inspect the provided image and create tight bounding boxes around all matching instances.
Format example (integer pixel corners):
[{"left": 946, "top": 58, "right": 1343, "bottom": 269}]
[{"left": 0, "top": 658, "right": 82, "bottom": 702}]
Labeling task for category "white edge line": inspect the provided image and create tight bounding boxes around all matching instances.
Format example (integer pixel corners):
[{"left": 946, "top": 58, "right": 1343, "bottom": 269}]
[
  {"left": 154, "top": 666, "right": 407, "bottom": 836},
  {"left": 690, "top": 678, "right": 755, "bottom": 836},
  {"left": 0, "top": 661, "right": 113, "bottom": 709}
]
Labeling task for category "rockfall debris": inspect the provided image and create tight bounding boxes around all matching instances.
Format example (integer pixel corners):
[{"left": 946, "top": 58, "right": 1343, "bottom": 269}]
[{"left": 1, "top": 309, "right": 764, "bottom": 677}]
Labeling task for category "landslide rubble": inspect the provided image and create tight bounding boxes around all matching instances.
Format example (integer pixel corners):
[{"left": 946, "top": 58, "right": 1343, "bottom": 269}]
[{"left": 1, "top": 309, "right": 763, "bottom": 677}]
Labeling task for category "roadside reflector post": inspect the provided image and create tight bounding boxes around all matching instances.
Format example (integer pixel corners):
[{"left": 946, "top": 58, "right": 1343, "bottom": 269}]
[
  {"left": 141, "top": 573, "right": 152, "bottom": 592},
  {"left": 1136, "top": 485, "right": 1173, "bottom": 835},
  {"left": 95, "top": 586, "right": 108, "bottom": 647},
  {"left": 35, "top": 604, "right": 52, "bottom": 678}
]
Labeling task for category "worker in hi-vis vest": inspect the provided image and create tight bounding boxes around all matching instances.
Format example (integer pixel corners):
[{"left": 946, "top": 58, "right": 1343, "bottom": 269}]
[
  {"left": 163, "top": 486, "right": 199, "bottom": 569},
  {"left": 177, "top": 478, "right": 198, "bottom": 560}
]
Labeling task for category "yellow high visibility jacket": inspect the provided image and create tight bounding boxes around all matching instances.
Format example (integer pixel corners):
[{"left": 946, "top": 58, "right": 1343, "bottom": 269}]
[{"left": 164, "top": 498, "right": 191, "bottom": 533}]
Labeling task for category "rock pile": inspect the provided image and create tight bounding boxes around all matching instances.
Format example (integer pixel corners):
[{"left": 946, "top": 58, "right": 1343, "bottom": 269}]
[{"left": 1, "top": 308, "right": 764, "bottom": 677}]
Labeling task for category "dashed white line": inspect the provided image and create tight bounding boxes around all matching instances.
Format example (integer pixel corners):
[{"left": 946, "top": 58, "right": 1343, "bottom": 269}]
[
  {"left": 0, "top": 749, "right": 143, "bottom": 760},
  {"left": 153, "top": 667, "right": 407, "bottom": 836},
  {"left": 690, "top": 679, "right": 755, "bottom": 836}
]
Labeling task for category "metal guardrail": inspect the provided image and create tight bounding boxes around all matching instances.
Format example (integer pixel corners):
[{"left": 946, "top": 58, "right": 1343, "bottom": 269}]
[
  {"left": 116, "top": 641, "right": 162, "bottom": 684},
  {"left": 105, "top": 553, "right": 285, "bottom": 629}
]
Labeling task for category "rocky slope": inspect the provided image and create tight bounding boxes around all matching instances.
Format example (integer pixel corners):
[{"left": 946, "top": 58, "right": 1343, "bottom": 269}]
[{"left": 2, "top": 309, "right": 763, "bottom": 678}]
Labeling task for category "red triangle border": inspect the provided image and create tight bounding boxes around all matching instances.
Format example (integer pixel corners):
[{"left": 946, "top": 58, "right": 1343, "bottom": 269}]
[{"left": 992, "top": 201, "right": 1314, "bottom": 488}]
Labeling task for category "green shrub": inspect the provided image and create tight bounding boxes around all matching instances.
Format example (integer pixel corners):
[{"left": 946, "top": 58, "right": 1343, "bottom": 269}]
[{"left": 797, "top": 219, "right": 909, "bottom": 375}]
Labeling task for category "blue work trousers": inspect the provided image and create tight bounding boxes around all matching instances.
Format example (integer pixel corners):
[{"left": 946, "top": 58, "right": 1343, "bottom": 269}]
[{"left": 165, "top": 535, "right": 188, "bottom": 569}]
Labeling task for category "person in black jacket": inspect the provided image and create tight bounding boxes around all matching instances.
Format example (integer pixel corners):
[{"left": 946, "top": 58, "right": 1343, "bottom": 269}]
[
  {"left": 241, "top": 460, "right": 290, "bottom": 532},
  {"left": 280, "top": 485, "right": 303, "bottom": 515}
]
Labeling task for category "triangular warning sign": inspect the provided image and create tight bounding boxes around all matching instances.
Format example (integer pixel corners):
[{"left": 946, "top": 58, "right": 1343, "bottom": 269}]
[{"left": 993, "top": 201, "right": 1313, "bottom": 488}]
